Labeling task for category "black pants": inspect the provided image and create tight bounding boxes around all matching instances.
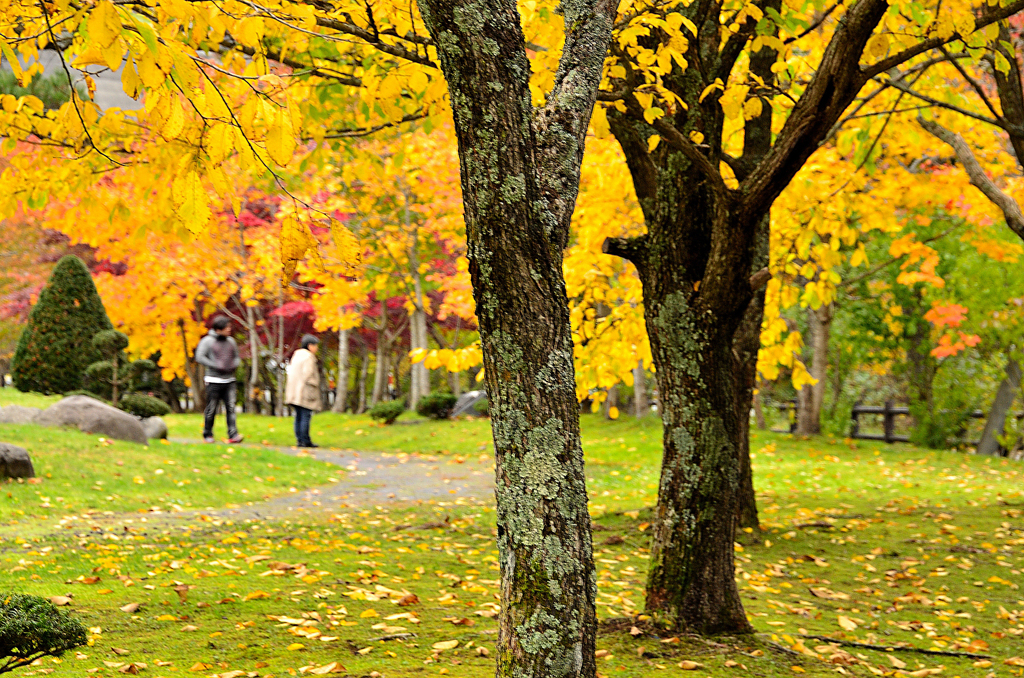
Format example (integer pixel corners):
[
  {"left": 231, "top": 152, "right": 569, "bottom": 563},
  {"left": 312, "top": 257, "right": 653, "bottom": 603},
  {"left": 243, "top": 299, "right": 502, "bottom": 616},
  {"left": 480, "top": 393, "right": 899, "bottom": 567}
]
[
  {"left": 203, "top": 381, "right": 238, "bottom": 438},
  {"left": 293, "top": 405, "right": 313, "bottom": 446}
]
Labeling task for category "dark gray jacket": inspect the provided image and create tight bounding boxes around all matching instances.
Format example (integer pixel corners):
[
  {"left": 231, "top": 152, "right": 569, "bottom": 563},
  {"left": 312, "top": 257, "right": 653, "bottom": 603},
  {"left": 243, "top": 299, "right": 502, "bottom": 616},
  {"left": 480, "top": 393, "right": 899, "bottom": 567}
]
[{"left": 195, "top": 330, "right": 240, "bottom": 380}]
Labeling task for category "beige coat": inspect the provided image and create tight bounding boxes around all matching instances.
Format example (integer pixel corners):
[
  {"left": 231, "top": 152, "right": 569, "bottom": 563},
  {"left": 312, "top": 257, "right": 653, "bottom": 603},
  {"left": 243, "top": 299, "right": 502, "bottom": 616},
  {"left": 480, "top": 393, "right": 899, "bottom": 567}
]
[{"left": 285, "top": 348, "right": 322, "bottom": 411}]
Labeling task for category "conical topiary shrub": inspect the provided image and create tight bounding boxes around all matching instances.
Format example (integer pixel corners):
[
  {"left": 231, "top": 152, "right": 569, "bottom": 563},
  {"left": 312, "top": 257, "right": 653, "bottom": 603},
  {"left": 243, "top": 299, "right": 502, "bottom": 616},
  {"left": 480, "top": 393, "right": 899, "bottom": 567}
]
[{"left": 11, "top": 255, "right": 113, "bottom": 394}]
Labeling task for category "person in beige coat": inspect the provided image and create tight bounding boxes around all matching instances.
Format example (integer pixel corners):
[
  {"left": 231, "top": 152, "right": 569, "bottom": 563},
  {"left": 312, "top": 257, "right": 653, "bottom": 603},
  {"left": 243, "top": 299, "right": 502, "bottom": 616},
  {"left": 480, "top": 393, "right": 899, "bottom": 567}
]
[{"left": 285, "top": 334, "right": 321, "bottom": 448}]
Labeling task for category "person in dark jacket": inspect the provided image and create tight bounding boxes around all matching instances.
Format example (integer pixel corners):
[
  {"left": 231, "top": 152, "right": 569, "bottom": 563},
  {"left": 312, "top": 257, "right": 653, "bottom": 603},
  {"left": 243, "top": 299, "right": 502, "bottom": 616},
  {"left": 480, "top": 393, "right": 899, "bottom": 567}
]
[{"left": 195, "top": 316, "right": 243, "bottom": 443}]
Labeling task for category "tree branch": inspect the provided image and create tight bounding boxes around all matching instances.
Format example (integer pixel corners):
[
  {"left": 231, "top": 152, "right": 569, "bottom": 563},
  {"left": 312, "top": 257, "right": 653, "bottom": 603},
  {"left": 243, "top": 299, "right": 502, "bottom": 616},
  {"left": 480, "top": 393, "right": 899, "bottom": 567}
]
[
  {"left": 531, "top": 0, "right": 619, "bottom": 249},
  {"left": 740, "top": 0, "right": 888, "bottom": 222},
  {"left": 918, "top": 116, "right": 1024, "bottom": 242},
  {"left": 885, "top": 75, "right": 1015, "bottom": 135},
  {"left": 749, "top": 267, "right": 771, "bottom": 291},
  {"left": 863, "top": 0, "right": 1024, "bottom": 78},
  {"left": 601, "top": 235, "right": 649, "bottom": 267}
]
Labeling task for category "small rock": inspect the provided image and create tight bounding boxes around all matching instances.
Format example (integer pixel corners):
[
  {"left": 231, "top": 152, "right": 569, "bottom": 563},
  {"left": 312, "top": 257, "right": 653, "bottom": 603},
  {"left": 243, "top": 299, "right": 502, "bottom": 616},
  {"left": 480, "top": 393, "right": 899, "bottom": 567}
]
[
  {"left": 0, "top": 442, "right": 35, "bottom": 479},
  {"left": 36, "top": 396, "right": 147, "bottom": 444},
  {"left": 0, "top": 405, "right": 42, "bottom": 425},
  {"left": 141, "top": 417, "right": 168, "bottom": 440}
]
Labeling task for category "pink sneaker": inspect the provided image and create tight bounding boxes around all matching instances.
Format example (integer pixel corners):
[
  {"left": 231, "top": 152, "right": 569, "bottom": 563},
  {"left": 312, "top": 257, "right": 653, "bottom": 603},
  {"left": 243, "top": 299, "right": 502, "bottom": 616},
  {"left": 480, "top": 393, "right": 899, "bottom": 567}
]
[
  {"left": 203, "top": 436, "right": 215, "bottom": 443},
  {"left": 227, "top": 435, "right": 244, "bottom": 444}
]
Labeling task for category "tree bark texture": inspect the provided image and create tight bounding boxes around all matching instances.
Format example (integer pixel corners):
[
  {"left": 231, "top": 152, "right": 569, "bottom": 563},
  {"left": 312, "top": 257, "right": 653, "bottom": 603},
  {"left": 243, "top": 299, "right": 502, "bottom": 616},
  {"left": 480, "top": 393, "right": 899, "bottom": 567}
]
[
  {"left": 333, "top": 327, "right": 349, "bottom": 413},
  {"left": 416, "top": 1, "right": 615, "bottom": 676},
  {"left": 733, "top": 214, "right": 769, "bottom": 531},
  {"left": 599, "top": 0, "right": 906, "bottom": 633},
  {"left": 978, "top": 360, "right": 1022, "bottom": 456}
]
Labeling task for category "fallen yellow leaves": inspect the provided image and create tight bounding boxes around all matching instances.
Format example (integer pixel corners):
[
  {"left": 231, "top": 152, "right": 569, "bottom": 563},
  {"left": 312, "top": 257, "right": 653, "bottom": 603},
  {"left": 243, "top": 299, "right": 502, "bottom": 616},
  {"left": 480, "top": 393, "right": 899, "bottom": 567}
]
[
  {"left": 809, "top": 587, "right": 849, "bottom": 601},
  {"left": 243, "top": 590, "right": 271, "bottom": 601},
  {"left": 837, "top": 615, "right": 858, "bottom": 631},
  {"left": 431, "top": 640, "right": 459, "bottom": 651},
  {"left": 677, "top": 660, "right": 703, "bottom": 670},
  {"left": 287, "top": 643, "right": 305, "bottom": 651},
  {"left": 49, "top": 596, "right": 72, "bottom": 606},
  {"left": 299, "top": 662, "right": 346, "bottom": 675}
]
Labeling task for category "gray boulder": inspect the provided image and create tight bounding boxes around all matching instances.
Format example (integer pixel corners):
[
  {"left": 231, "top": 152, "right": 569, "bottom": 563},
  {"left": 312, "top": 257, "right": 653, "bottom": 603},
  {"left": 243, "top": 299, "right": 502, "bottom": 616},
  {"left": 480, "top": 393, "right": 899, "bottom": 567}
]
[
  {"left": 36, "top": 395, "right": 147, "bottom": 444},
  {"left": 141, "top": 416, "right": 168, "bottom": 440},
  {"left": 0, "top": 443, "right": 34, "bottom": 478},
  {"left": 0, "top": 405, "right": 42, "bottom": 425}
]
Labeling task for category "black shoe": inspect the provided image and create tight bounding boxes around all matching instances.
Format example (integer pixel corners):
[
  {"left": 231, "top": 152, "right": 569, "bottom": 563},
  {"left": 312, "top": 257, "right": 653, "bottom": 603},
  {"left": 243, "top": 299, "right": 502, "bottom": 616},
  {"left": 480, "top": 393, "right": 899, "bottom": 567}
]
[{"left": 299, "top": 442, "right": 319, "bottom": 448}]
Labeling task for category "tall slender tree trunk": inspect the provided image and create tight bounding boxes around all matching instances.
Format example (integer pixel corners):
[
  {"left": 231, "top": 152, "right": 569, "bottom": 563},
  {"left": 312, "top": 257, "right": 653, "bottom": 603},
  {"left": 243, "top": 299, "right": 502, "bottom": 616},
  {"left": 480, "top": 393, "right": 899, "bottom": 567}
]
[
  {"left": 276, "top": 290, "right": 286, "bottom": 417},
  {"left": 416, "top": 0, "right": 614, "bottom": 674},
  {"left": 753, "top": 387, "right": 766, "bottom": 430},
  {"left": 407, "top": 211, "right": 431, "bottom": 411},
  {"left": 978, "top": 360, "right": 1022, "bottom": 456},
  {"left": 246, "top": 304, "right": 261, "bottom": 413},
  {"left": 357, "top": 344, "right": 369, "bottom": 413},
  {"left": 179, "top": 318, "right": 204, "bottom": 413},
  {"left": 796, "top": 303, "right": 831, "bottom": 435},
  {"left": 633, "top": 361, "right": 648, "bottom": 418},
  {"left": 333, "top": 327, "right": 349, "bottom": 413},
  {"left": 906, "top": 291, "right": 936, "bottom": 422},
  {"left": 371, "top": 333, "right": 387, "bottom": 407},
  {"left": 603, "top": 385, "right": 620, "bottom": 419}
]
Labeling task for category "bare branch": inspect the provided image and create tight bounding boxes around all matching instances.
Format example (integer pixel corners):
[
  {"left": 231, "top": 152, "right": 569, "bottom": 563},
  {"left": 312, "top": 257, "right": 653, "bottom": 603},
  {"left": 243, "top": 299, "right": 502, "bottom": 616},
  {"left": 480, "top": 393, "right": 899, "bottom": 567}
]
[{"left": 918, "top": 115, "right": 1024, "bottom": 242}]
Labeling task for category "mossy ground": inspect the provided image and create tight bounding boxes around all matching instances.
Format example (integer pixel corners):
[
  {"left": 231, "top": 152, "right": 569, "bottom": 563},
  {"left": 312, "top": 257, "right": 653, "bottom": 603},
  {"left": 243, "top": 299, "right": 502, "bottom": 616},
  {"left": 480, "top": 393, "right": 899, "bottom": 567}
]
[{"left": 2, "top": 397, "right": 1023, "bottom": 677}]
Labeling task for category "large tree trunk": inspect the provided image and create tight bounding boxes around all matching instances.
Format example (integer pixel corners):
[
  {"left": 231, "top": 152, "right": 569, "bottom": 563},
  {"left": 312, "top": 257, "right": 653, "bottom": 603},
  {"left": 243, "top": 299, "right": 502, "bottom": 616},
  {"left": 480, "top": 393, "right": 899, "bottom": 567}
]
[
  {"left": 978, "top": 360, "right": 1022, "bottom": 456},
  {"left": 333, "top": 327, "right": 349, "bottom": 413},
  {"left": 604, "top": 119, "right": 756, "bottom": 631},
  {"left": 417, "top": 0, "right": 614, "bottom": 675},
  {"left": 796, "top": 304, "right": 831, "bottom": 435},
  {"left": 633, "top": 361, "right": 648, "bottom": 418},
  {"left": 640, "top": 257, "right": 753, "bottom": 633}
]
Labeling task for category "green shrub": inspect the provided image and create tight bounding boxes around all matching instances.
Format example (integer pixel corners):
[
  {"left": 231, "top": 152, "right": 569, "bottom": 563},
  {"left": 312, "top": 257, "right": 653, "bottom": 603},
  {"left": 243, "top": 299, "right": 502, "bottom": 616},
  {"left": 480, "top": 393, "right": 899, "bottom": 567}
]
[
  {"left": 0, "top": 593, "right": 87, "bottom": 674},
  {"left": 416, "top": 392, "right": 457, "bottom": 420},
  {"left": 369, "top": 400, "right": 405, "bottom": 425},
  {"left": 11, "top": 256, "right": 113, "bottom": 395},
  {"left": 0, "top": 70, "right": 88, "bottom": 111},
  {"left": 118, "top": 393, "right": 171, "bottom": 418}
]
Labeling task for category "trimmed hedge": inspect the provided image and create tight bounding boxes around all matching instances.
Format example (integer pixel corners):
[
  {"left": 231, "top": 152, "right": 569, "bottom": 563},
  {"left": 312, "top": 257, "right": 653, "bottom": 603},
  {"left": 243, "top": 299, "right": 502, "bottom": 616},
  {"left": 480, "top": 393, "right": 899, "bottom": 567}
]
[
  {"left": 416, "top": 392, "right": 457, "bottom": 420},
  {"left": 0, "top": 593, "right": 87, "bottom": 674},
  {"left": 118, "top": 393, "right": 171, "bottom": 418},
  {"left": 369, "top": 400, "right": 405, "bottom": 425},
  {"left": 11, "top": 256, "right": 113, "bottom": 394}
]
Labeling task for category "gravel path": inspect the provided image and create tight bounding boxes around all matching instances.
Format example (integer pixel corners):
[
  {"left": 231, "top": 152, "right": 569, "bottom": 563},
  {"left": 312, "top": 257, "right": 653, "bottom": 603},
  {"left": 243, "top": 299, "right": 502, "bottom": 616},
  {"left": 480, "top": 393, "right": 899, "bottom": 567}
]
[
  {"left": 0, "top": 442, "right": 495, "bottom": 541},
  {"left": 168, "top": 440, "right": 495, "bottom": 521}
]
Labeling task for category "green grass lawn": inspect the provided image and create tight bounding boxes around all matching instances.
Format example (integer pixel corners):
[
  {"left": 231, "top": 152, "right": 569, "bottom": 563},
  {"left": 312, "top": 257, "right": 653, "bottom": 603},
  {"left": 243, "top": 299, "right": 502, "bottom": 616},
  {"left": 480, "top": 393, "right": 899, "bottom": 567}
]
[
  {"left": 0, "top": 425, "right": 342, "bottom": 535},
  {"left": 3, "top": 405, "right": 1024, "bottom": 677},
  {"left": 0, "top": 389, "right": 63, "bottom": 409}
]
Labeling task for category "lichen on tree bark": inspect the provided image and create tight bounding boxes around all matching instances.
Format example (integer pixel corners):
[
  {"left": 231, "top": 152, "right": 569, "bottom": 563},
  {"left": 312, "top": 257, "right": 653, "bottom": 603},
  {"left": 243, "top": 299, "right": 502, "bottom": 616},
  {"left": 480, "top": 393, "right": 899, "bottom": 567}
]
[{"left": 414, "top": 0, "right": 615, "bottom": 675}]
